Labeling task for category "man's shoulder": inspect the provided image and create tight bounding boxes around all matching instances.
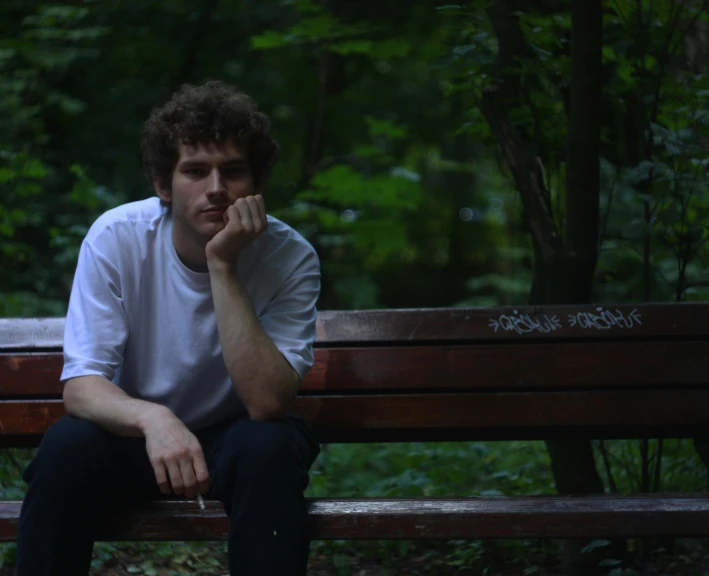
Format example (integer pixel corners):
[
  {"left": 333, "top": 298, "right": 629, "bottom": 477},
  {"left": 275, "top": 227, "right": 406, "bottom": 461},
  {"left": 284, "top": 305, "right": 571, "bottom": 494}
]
[
  {"left": 240, "top": 215, "right": 319, "bottom": 290},
  {"left": 85, "top": 197, "right": 165, "bottom": 245},
  {"left": 261, "top": 215, "right": 318, "bottom": 263}
]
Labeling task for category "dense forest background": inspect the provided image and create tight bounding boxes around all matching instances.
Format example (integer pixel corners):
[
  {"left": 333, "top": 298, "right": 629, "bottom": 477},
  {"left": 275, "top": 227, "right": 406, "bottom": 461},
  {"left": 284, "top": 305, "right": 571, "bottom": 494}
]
[{"left": 1, "top": 0, "right": 708, "bottom": 574}]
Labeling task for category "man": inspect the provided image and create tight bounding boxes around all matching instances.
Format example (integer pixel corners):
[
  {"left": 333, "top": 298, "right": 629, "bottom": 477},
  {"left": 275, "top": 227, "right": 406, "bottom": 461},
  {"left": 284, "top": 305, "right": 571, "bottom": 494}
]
[{"left": 16, "top": 81, "right": 321, "bottom": 576}]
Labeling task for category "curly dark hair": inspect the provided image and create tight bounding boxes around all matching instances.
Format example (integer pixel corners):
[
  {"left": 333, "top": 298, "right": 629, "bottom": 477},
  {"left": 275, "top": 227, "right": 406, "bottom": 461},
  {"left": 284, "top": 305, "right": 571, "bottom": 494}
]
[{"left": 141, "top": 81, "right": 279, "bottom": 192}]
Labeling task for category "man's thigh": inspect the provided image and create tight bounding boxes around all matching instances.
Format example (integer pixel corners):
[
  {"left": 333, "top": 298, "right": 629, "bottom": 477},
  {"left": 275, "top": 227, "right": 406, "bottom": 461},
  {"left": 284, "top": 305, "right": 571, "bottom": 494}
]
[{"left": 25, "top": 416, "right": 161, "bottom": 505}]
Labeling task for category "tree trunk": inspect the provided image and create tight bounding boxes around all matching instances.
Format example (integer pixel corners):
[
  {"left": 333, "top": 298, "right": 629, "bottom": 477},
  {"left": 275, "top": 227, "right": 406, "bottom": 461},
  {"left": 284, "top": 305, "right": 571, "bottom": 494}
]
[
  {"left": 552, "top": 2, "right": 609, "bottom": 573},
  {"left": 564, "top": 0, "right": 601, "bottom": 304},
  {"left": 483, "top": 2, "right": 611, "bottom": 573},
  {"left": 173, "top": 0, "right": 220, "bottom": 88}
]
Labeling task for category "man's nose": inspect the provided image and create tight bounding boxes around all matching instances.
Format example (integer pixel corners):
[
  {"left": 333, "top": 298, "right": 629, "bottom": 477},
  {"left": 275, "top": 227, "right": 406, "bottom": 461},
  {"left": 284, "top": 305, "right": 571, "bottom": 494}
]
[{"left": 205, "top": 169, "right": 226, "bottom": 196}]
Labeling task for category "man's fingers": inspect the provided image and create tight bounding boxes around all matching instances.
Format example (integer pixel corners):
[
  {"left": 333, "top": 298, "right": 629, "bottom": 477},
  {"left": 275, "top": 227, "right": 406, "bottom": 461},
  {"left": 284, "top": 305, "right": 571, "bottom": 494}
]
[
  {"left": 245, "top": 196, "right": 264, "bottom": 233},
  {"left": 225, "top": 196, "right": 266, "bottom": 238},
  {"left": 166, "top": 460, "right": 184, "bottom": 495},
  {"left": 192, "top": 453, "right": 211, "bottom": 494},
  {"left": 234, "top": 199, "right": 253, "bottom": 233},
  {"left": 180, "top": 458, "right": 198, "bottom": 499},
  {"left": 152, "top": 460, "right": 172, "bottom": 495},
  {"left": 255, "top": 194, "right": 267, "bottom": 226},
  {"left": 225, "top": 204, "right": 242, "bottom": 231}
]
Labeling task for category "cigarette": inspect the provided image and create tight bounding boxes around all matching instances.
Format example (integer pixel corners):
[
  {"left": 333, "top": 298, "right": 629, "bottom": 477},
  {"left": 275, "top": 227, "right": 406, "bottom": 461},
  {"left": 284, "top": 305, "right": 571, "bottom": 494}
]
[{"left": 197, "top": 493, "right": 205, "bottom": 511}]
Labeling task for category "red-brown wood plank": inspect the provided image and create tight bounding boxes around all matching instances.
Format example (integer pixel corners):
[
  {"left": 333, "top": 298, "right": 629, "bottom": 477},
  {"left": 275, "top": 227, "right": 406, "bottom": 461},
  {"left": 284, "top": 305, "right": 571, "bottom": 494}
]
[
  {"left": 1, "top": 303, "right": 708, "bottom": 350},
  {"left": 316, "top": 303, "right": 709, "bottom": 343},
  {"left": 1, "top": 496, "right": 708, "bottom": 541},
  {"left": 0, "top": 400, "right": 65, "bottom": 434},
  {"left": 0, "top": 354, "right": 63, "bottom": 396},
  {"left": 1, "top": 391, "right": 708, "bottom": 442},
  {"left": 294, "top": 391, "right": 709, "bottom": 433},
  {"left": 3, "top": 339, "right": 709, "bottom": 397},
  {"left": 306, "top": 341, "right": 709, "bottom": 391}
]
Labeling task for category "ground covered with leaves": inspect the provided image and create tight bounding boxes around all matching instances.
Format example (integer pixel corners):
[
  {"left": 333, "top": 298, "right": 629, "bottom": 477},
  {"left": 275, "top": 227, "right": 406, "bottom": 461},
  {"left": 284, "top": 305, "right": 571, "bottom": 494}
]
[{"left": 1, "top": 539, "right": 709, "bottom": 575}]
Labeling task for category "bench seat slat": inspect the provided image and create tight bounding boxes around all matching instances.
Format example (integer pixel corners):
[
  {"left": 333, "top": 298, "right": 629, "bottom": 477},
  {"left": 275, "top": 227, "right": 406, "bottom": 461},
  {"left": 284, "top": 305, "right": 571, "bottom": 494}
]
[
  {"left": 3, "top": 339, "right": 709, "bottom": 397},
  {"left": 1, "top": 391, "right": 708, "bottom": 444},
  {"left": 1, "top": 496, "right": 708, "bottom": 541}
]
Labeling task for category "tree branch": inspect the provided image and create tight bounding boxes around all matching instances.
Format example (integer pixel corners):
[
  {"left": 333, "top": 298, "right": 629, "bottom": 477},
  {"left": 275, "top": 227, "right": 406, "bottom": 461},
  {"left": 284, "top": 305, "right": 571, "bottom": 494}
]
[{"left": 482, "top": 88, "right": 560, "bottom": 265}]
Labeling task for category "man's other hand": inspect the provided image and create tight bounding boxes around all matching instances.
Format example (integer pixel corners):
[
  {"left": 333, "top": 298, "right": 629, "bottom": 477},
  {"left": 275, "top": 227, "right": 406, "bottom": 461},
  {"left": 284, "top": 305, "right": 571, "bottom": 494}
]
[{"left": 143, "top": 407, "right": 210, "bottom": 499}]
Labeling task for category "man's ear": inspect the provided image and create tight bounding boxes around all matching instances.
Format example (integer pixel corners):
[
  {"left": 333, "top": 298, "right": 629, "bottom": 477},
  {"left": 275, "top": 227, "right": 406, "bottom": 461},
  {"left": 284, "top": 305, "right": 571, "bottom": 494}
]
[{"left": 154, "top": 179, "right": 171, "bottom": 204}]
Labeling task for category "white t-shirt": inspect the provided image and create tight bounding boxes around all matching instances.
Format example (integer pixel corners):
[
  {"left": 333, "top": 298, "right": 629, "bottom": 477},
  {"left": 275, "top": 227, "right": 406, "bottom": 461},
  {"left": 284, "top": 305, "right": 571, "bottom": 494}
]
[{"left": 60, "top": 197, "right": 320, "bottom": 429}]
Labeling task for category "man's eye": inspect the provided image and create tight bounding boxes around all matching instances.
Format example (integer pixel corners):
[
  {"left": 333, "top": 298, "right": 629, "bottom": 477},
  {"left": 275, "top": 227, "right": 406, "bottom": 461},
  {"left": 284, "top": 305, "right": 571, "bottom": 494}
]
[{"left": 186, "top": 169, "right": 205, "bottom": 177}]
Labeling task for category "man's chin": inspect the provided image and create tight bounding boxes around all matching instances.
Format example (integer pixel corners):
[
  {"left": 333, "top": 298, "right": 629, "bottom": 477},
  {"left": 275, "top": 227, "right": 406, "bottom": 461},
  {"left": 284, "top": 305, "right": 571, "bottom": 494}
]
[{"left": 202, "top": 221, "right": 226, "bottom": 238}]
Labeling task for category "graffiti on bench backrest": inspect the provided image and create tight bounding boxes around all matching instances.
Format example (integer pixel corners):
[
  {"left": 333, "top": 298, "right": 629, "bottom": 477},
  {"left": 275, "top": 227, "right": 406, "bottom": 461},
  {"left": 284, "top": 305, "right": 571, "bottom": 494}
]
[{"left": 489, "top": 307, "right": 643, "bottom": 334}]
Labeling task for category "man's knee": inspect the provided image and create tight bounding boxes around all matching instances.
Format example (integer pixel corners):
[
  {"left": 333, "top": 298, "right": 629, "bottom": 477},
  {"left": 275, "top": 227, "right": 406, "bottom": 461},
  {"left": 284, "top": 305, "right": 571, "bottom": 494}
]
[
  {"left": 214, "top": 419, "right": 304, "bottom": 488},
  {"left": 24, "top": 416, "right": 109, "bottom": 489},
  {"left": 235, "top": 419, "right": 295, "bottom": 462}
]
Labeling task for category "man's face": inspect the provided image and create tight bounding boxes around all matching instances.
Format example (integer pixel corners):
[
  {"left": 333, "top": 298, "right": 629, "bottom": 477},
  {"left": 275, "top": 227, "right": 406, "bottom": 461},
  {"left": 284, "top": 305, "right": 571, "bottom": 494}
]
[{"left": 156, "top": 139, "right": 257, "bottom": 242}]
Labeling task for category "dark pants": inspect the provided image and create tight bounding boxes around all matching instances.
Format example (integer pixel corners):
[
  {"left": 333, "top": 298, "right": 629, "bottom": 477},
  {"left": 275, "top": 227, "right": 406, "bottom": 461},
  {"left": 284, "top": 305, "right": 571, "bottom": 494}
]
[{"left": 15, "top": 413, "right": 320, "bottom": 576}]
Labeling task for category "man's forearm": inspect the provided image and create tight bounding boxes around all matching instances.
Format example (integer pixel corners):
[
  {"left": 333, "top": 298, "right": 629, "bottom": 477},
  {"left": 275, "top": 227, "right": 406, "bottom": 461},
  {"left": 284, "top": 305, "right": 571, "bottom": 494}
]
[
  {"left": 63, "top": 375, "right": 172, "bottom": 437},
  {"left": 208, "top": 263, "right": 299, "bottom": 420}
]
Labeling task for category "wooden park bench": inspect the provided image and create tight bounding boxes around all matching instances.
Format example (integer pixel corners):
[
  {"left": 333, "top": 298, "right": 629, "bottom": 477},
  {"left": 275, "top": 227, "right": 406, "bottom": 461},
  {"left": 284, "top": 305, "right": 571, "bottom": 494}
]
[{"left": 0, "top": 302, "right": 708, "bottom": 541}]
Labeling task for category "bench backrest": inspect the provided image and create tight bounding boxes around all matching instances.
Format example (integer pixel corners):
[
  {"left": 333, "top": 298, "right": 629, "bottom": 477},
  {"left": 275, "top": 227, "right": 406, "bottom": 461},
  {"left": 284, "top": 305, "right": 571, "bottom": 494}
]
[{"left": 1, "top": 303, "right": 708, "bottom": 444}]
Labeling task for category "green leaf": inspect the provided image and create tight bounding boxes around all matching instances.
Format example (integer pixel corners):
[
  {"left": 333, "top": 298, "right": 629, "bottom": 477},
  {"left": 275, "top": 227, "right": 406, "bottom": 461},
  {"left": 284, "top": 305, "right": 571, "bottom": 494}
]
[
  {"left": 377, "top": 39, "right": 411, "bottom": 58},
  {"left": 58, "top": 96, "right": 86, "bottom": 115},
  {"left": 453, "top": 44, "right": 477, "bottom": 56},
  {"left": 436, "top": 5, "right": 466, "bottom": 15},
  {"left": 250, "top": 31, "right": 288, "bottom": 50},
  {"left": 0, "top": 168, "right": 16, "bottom": 183},
  {"left": 353, "top": 144, "right": 383, "bottom": 158},
  {"left": 390, "top": 166, "right": 420, "bottom": 182},
  {"left": 291, "top": 14, "right": 339, "bottom": 39},
  {"left": 331, "top": 40, "right": 374, "bottom": 56},
  {"left": 365, "top": 117, "right": 407, "bottom": 139},
  {"left": 602, "top": 45, "right": 616, "bottom": 61},
  {"left": 21, "top": 159, "right": 47, "bottom": 179},
  {"left": 292, "top": 0, "right": 323, "bottom": 14},
  {"left": 580, "top": 539, "right": 611, "bottom": 554}
]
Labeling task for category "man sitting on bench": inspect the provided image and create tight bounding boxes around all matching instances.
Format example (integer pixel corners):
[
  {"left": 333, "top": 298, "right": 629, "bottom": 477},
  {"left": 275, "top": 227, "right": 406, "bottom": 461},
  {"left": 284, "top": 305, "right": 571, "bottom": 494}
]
[{"left": 16, "top": 80, "right": 321, "bottom": 576}]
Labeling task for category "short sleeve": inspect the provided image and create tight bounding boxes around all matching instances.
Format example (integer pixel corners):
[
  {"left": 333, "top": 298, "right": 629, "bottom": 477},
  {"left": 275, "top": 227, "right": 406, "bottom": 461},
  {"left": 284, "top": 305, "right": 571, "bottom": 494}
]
[
  {"left": 259, "top": 247, "right": 320, "bottom": 380},
  {"left": 60, "top": 228, "right": 129, "bottom": 383}
]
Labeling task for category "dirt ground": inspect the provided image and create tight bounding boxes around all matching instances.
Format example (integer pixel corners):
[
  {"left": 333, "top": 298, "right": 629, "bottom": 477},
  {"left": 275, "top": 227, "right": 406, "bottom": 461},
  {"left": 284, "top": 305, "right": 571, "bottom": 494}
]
[{"left": 3, "top": 542, "right": 708, "bottom": 575}]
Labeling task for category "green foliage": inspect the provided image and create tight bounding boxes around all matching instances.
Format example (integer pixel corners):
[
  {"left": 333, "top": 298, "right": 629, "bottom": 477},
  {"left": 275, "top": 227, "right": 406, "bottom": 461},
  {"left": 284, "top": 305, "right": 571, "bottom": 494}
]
[
  {"left": 250, "top": 0, "right": 410, "bottom": 60},
  {"left": 442, "top": 0, "right": 709, "bottom": 305},
  {"left": 307, "top": 441, "right": 555, "bottom": 499},
  {"left": 0, "top": 1, "right": 116, "bottom": 316}
]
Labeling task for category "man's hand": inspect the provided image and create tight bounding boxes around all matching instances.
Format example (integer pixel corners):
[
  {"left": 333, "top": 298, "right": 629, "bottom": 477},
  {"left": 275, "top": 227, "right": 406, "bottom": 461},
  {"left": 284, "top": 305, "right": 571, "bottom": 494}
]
[
  {"left": 143, "top": 408, "right": 210, "bottom": 499},
  {"left": 205, "top": 194, "right": 267, "bottom": 266}
]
